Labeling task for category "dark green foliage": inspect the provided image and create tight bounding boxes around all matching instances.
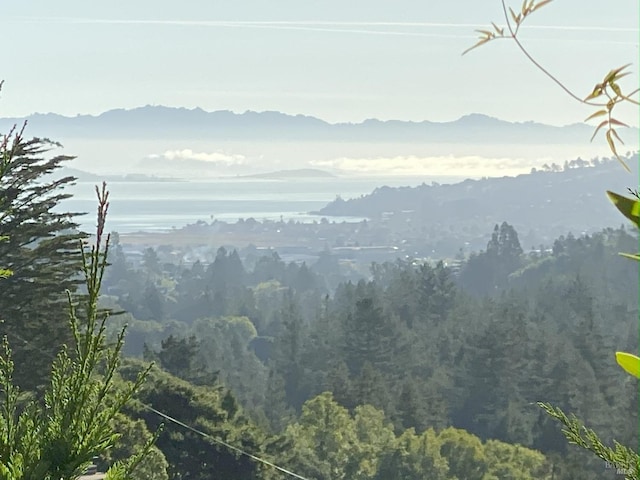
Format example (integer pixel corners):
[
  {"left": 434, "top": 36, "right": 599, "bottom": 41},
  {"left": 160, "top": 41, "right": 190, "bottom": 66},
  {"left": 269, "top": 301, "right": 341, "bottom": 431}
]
[
  {"left": 0, "top": 184, "right": 154, "bottom": 479},
  {"left": 342, "top": 294, "right": 398, "bottom": 377},
  {"left": 270, "top": 290, "right": 307, "bottom": 410},
  {"left": 148, "top": 334, "right": 217, "bottom": 386},
  {"left": 0, "top": 137, "right": 84, "bottom": 389},
  {"left": 120, "top": 360, "right": 267, "bottom": 480},
  {"left": 458, "top": 221, "right": 524, "bottom": 295},
  {"left": 397, "top": 375, "right": 449, "bottom": 434},
  {"left": 209, "top": 247, "right": 246, "bottom": 289},
  {"left": 99, "top": 221, "right": 637, "bottom": 479},
  {"left": 352, "top": 361, "right": 394, "bottom": 416},
  {"left": 323, "top": 361, "right": 353, "bottom": 409},
  {"left": 262, "top": 370, "right": 294, "bottom": 432},
  {"left": 99, "top": 414, "right": 169, "bottom": 480},
  {"left": 280, "top": 394, "right": 550, "bottom": 480}
]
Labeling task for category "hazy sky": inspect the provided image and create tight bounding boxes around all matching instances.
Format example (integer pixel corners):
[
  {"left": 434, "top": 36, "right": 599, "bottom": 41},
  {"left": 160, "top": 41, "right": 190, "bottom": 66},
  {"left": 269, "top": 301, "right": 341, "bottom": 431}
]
[{"left": 3, "top": 1, "right": 638, "bottom": 126}]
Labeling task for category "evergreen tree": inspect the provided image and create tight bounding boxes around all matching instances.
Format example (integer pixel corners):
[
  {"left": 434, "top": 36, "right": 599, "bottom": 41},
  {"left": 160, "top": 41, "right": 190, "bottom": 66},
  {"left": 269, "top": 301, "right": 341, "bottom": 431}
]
[
  {"left": 397, "top": 378, "right": 430, "bottom": 432},
  {"left": 142, "top": 281, "right": 165, "bottom": 321},
  {"left": 122, "top": 359, "right": 266, "bottom": 480},
  {"left": 0, "top": 136, "right": 84, "bottom": 390},
  {"left": 141, "top": 247, "right": 162, "bottom": 278},
  {"left": 323, "top": 361, "right": 353, "bottom": 410},
  {"left": 381, "top": 261, "right": 419, "bottom": 327},
  {"left": 271, "top": 290, "right": 306, "bottom": 409},
  {"left": 352, "top": 361, "right": 394, "bottom": 417},
  {"left": 262, "top": 370, "right": 295, "bottom": 433},
  {"left": 343, "top": 297, "right": 395, "bottom": 376},
  {"left": 459, "top": 222, "right": 524, "bottom": 295},
  {"left": 375, "top": 428, "right": 450, "bottom": 480},
  {"left": 0, "top": 183, "right": 155, "bottom": 479},
  {"left": 152, "top": 334, "right": 216, "bottom": 385}
]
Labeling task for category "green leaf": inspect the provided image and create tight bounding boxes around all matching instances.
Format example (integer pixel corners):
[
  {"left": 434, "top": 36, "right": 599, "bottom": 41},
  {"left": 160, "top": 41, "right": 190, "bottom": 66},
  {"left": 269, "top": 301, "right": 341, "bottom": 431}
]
[
  {"left": 618, "top": 252, "right": 640, "bottom": 261},
  {"left": 606, "top": 191, "right": 640, "bottom": 227},
  {"left": 615, "top": 352, "right": 640, "bottom": 379}
]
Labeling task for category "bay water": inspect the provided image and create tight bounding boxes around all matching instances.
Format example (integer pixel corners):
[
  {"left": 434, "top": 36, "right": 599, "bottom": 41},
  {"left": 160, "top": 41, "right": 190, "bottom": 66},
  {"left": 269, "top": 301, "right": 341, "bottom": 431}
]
[{"left": 61, "top": 175, "right": 467, "bottom": 233}]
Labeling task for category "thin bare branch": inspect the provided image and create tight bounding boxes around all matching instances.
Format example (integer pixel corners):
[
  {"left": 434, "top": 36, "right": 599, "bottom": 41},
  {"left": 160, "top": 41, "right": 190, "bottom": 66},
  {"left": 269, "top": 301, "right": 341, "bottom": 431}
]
[{"left": 500, "top": 0, "right": 605, "bottom": 107}]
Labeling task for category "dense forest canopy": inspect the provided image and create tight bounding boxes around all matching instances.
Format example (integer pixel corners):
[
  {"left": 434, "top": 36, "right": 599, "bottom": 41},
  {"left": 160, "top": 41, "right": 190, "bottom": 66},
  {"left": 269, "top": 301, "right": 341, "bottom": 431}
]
[
  {"left": 0, "top": 113, "right": 637, "bottom": 479},
  {"left": 1, "top": 0, "right": 638, "bottom": 475},
  {"left": 95, "top": 219, "right": 638, "bottom": 479}
]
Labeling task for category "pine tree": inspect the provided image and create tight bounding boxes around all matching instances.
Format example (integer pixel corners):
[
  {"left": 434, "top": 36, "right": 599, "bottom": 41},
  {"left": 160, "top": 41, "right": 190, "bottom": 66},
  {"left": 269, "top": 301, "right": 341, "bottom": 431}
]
[
  {"left": 0, "top": 135, "right": 84, "bottom": 390},
  {"left": 352, "top": 361, "right": 394, "bottom": 416},
  {"left": 343, "top": 297, "right": 395, "bottom": 376},
  {"left": 272, "top": 289, "right": 306, "bottom": 409},
  {"left": 323, "top": 360, "right": 353, "bottom": 410}
]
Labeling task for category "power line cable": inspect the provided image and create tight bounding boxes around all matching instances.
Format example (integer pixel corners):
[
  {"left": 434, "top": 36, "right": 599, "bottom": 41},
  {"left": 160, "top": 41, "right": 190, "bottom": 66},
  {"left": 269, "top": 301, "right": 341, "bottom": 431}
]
[
  {"left": 142, "top": 404, "right": 311, "bottom": 480},
  {"left": 0, "top": 329, "right": 311, "bottom": 480}
]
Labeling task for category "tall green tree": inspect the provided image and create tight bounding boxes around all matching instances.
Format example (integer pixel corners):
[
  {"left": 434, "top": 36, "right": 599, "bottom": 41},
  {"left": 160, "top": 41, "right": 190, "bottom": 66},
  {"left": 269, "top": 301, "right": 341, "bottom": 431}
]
[
  {"left": 375, "top": 428, "right": 450, "bottom": 480},
  {"left": 121, "top": 359, "right": 270, "bottom": 480},
  {"left": 0, "top": 135, "right": 83, "bottom": 389},
  {"left": 271, "top": 289, "right": 306, "bottom": 410},
  {"left": 342, "top": 297, "right": 396, "bottom": 377},
  {"left": 0, "top": 184, "right": 155, "bottom": 479},
  {"left": 459, "top": 222, "right": 523, "bottom": 295}
]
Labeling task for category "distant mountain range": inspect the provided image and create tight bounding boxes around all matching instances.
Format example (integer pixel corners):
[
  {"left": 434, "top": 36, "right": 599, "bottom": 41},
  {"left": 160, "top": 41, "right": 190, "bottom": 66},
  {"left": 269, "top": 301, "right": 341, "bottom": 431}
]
[{"left": 2, "top": 106, "right": 637, "bottom": 144}]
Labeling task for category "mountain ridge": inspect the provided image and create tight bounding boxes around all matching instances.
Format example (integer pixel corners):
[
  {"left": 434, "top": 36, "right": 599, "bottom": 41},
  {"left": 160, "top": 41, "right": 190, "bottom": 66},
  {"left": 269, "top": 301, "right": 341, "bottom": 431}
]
[{"left": 2, "top": 105, "right": 634, "bottom": 144}]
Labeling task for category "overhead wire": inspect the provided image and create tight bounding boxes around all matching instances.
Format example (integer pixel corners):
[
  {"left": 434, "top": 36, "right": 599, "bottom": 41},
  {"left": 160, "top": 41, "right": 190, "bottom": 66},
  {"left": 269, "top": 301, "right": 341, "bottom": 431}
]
[
  {"left": 0, "top": 329, "right": 311, "bottom": 480},
  {"left": 142, "top": 404, "right": 311, "bottom": 480}
]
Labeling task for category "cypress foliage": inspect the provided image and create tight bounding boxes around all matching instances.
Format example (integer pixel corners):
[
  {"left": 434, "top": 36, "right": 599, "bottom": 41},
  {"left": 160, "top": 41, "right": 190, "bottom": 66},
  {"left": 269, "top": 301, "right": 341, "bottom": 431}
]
[{"left": 0, "top": 135, "right": 84, "bottom": 390}]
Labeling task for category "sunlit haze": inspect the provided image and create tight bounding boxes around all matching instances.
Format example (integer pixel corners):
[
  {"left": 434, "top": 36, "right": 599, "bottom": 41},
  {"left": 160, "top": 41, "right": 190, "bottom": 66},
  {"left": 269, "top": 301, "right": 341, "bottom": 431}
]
[{"left": 3, "top": 0, "right": 638, "bottom": 126}]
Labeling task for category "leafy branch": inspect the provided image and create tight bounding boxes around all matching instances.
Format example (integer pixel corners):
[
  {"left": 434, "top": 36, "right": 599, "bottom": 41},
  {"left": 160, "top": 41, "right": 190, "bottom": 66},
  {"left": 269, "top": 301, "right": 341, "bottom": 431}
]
[
  {"left": 463, "top": 0, "right": 639, "bottom": 170},
  {"left": 538, "top": 403, "right": 640, "bottom": 479},
  {"left": 0, "top": 183, "right": 155, "bottom": 479},
  {"left": 465, "top": 4, "right": 639, "bottom": 477}
]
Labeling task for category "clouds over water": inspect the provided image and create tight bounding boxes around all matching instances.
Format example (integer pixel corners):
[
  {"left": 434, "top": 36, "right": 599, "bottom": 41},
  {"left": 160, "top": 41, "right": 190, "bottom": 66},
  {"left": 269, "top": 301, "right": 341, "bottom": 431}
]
[
  {"left": 311, "top": 154, "right": 544, "bottom": 177},
  {"left": 148, "top": 149, "right": 246, "bottom": 166}
]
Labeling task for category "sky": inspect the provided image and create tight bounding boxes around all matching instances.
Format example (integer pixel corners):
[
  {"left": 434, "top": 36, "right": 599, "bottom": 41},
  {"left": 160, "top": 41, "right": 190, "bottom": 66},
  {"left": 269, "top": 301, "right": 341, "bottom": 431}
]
[{"left": 2, "top": 0, "right": 639, "bottom": 126}]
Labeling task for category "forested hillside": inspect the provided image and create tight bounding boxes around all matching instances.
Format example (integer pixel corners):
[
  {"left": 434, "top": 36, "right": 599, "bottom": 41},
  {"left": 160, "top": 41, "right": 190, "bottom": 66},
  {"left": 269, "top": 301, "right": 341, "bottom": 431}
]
[
  {"left": 317, "top": 154, "right": 639, "bottom": 248},
  {"left": 2, "top": 104, "right": 637, "bottom": 480},
  {"left": 97, "top": 222, "right": 638, "bottom": 479},
  {"left": 3, "top": 0, "right": 639, "bottom": 475}
]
